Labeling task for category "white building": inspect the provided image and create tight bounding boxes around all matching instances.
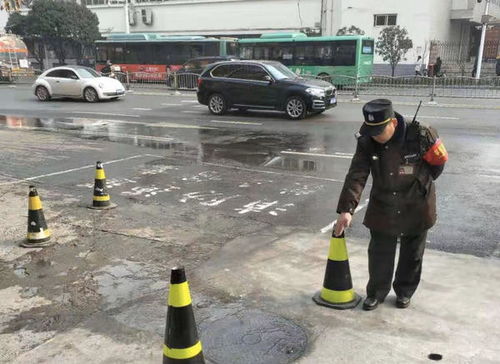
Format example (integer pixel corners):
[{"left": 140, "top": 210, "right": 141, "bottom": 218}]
[{"left": 85, "top": 0, "right": 500, "bottom": 74}]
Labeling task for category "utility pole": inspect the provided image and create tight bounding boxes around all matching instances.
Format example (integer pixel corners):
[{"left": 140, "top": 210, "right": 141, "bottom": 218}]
[
  {"left": 476, "top": 0, "right": 490, "bottom": 80},
  {"left": 124, "top": 0, "right": 130, "bottom": 34}
]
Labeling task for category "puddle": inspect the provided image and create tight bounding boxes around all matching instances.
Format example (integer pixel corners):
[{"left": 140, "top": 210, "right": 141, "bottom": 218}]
[{"left": 0, "top": 114, "right": 347, "bottom": 176}]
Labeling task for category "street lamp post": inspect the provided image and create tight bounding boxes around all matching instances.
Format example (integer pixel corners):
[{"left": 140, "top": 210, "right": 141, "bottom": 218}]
[
  {"left": 124, "top": 0, "right": 130, "bottom": 34},
  {"left": 476, "top": 0, "right": 491, "bottom": 80}
]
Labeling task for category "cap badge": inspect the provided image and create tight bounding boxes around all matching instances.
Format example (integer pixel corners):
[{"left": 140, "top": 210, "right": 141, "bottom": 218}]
[{"left": 368, "top": 114, "right": 374, "bottom": 122}]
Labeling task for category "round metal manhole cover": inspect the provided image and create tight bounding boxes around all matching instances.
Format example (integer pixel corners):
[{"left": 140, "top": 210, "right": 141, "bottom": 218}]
[{"left": 201, "top": 310, "right": 308, "bottom": 364}]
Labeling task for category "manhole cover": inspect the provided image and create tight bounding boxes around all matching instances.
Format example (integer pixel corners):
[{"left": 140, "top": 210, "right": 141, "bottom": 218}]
[{"left": 201, "top": 310, "right": 307, "bottom": 364}]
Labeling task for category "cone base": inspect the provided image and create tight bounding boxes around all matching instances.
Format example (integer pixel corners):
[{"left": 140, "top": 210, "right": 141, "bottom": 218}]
[
  {"left": 163, "top": 351, "right": 205, "bottom": 363},
  {"left": 88, "top": 202, "right": 117, "bottom": 210},
  {"left": 20, "top": 237, "right": 54, "bottom": 248},
  {"left": 313, "top": 291, "right": 361, "bottom": 310}
]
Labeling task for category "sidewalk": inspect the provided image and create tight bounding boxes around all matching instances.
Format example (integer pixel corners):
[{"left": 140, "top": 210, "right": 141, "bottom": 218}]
[{"left": 2, "top": 224, "right": 499, "bottom": 363}]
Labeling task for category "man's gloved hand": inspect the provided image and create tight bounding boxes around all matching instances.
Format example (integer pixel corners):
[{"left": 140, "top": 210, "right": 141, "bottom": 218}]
[{"left": 334, "top": 212, "right": 352, "bottom": 237}]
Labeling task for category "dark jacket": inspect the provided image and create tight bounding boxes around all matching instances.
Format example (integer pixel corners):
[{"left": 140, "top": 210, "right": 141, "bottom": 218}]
[{"left": 337, "top": 113, "right": 445, "bottom": 235}]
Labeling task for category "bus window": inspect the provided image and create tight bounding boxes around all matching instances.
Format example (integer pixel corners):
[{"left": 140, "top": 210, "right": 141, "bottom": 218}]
[
  {"left": 203, "top": 42, "right": 219, "bottom": 57},
  {"left": 331, "top": 40, "right": 356, "bottom": 66},
  {"left": 270, "top": 43, "right": 294, "bottom": 66},
  {"left": 254, "top": 46, "right": 271, "bottom": 60},
  {"left": 241, "top": 46, "right": 253, "bottom": 60},
  {"left": 362, "top": 40, "right": 374, "bottom": 54},
  {"left": 295, "top": 45, "right": 315, "bottom": 66},
  {"left": 314, "top": 43, "right": 333, "bottom": 66},
  {"left": 226, "top": 41, "right": 237, "bottom": 56},
  {"left": 96, "top": 46, "right": 108, "bottom": 63}
]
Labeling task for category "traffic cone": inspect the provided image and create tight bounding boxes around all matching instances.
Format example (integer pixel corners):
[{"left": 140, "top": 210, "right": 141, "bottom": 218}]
[
  {"left": 20, "top": 186, "right": 52, "bottom": 248},
  {"left": 313, "top": 230, "right": 361, "bottom": 309},
  {"left": 88, "top": 161, "right": 116, "bottom": 210},
  {"left": 163, "top": 267, "right": 205, "bottom": 364}
]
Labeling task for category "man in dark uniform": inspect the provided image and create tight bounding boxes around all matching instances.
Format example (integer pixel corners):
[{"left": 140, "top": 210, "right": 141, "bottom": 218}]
[{"left": 334, "top": 99, "right": 448, "bottom": 311}]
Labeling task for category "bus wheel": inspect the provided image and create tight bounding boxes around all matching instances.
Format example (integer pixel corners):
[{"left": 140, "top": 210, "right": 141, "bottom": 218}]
[
  {"left": 318, "top": 73, "right": 332, "bottom": 84},
  {"left": 208, "top": 93, "right": 227, "bottom": 115},
  {"left": 36, "top": 86, "right": 51, "bottom": 101},
  {"left": 285, "top": 96, "right": 306, "bottom": 120}
]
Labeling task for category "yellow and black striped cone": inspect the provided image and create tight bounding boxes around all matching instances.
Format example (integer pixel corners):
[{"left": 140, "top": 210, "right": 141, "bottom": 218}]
[
  {"left": 313, "top": 230, "right": 361, "bottom": 309},
  {"left": 163, "top": 267, "right": 205, "bottom": 364},
  {"left": 88, "top": 161, "right": 116, "bottom": 210},
  {"left": 20, "top": 186, "right": 52, "bottom": 248}
]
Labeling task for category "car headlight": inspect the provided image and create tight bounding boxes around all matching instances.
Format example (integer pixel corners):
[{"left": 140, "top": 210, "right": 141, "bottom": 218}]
[{"left": 306, "top": 87, "right": 325, "bottom": 98}]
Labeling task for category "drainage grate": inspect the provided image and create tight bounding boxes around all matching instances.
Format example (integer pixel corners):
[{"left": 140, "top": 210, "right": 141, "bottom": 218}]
[{"left": 201, "top": 309, "right": 308, "bottom": 364}]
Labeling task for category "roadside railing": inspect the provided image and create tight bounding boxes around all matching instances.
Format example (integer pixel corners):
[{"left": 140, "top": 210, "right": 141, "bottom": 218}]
[
  {"left": 302, "top": 74, "right": 500, "bottom": 100},
  {"left": 3, "top": 70, "right": 500, "bottom": 100}
]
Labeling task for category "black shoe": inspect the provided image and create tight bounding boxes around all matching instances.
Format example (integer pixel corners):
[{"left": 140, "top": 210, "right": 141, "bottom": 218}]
[
  {"left": 362, "top": 297, "right": 382, "bottom": 311},
  {"left": 396, "top": 296, "right": 411, "bottom": 309}
]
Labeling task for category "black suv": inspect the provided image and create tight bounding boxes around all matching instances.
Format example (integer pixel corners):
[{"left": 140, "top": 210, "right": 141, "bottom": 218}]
[{"left": 197, "top": 61, "right": 336, "bottom": 119}]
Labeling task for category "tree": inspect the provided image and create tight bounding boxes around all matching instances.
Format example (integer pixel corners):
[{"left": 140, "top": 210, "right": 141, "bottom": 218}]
[
  {"left": 336, "top": 26, "right": 365, "bottom": 36},
  {"left": 376, "top": 26, "right": 413, "bottom": 76},
  {"left": 6, "top": 0, "right": 100, "bottom": 67}
]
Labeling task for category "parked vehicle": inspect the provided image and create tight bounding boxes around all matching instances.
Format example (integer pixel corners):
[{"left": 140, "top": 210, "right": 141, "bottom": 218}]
[
  {"left": 33, "top": 66, "right": 126, "bottom": 102},
  {"left": 95, "top": 34, "right": 237, "bottom": 82},
  {"left": 197, "top": 60, "right": 337, "bottom": 119},
  {"left": 238, "top": 33, "right": 374, "bottom": 86}
]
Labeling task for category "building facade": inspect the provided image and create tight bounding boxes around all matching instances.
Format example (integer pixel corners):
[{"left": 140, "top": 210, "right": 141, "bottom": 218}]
[{"left": 85, "top": 0, "right": 500, "bottom": 74}]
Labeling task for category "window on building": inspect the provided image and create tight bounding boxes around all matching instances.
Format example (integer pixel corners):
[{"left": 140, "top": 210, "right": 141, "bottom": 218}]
[
  {"left": 374, "top": 14, "right": 397, "bottom": 26},
  {"left": 86, "top": 0, "right": 107, "bottom": 5}
]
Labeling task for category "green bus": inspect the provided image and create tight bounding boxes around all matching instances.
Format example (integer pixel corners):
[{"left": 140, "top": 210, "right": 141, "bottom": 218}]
[{"left": 238, "top": 33, "right": 374, "bottom": 85}]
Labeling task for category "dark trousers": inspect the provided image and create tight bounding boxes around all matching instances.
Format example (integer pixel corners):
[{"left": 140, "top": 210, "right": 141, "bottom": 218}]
[{"left": 366, "top": 230, "right": 427, "bottom": 300}]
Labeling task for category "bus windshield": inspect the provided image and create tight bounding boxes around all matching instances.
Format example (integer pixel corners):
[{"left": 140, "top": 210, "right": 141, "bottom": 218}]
[{"left": 265, "top": 63, "right": 299, "bottom": 80}]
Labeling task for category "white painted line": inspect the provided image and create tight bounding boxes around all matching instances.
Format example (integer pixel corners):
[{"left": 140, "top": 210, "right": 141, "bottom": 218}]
[
  {"left": 182, "top": 111, "right": 203, "bottom": 114},
  {"left": 201, "top": 162, "right": 344, "bottom": 183},
  {"left": 0, "top": 154, "right": 149, "bottom": 186},
  {"left": 210, "top": 120, "right": 263, "bottom": 126},
  {"left": 161, "top": 103, "right": 182, "bottom": 106},
  {"left": 320, "top": 199, "right": 370, "bottom": 234},
  {"left": 193, "top": 105, "right": 206, "bottom": 108},
  {"left": 71, "top": 111, "right": 140, "bottom": 118},
  {"left": 402, "top": 115, "right": 459, "bottom": 120},
  {"left": 132, "top": 107, "right": 152, "bottom": 111},
  {"left": 281, "top": 151, "right": 353, "bottom": 159},
  {"left": 181, "top": 100, "right": 198, "bottom": 103}
]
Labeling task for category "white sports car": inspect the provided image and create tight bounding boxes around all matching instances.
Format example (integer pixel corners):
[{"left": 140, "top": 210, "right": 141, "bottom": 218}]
[{"left": 33, "top": 65, "right": 126, "bottom": 102}]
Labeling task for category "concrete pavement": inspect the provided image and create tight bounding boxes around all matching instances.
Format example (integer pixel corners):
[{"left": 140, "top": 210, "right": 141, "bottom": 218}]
[{"left": 1, "top": 85, "right": 499, "bottom": 363}]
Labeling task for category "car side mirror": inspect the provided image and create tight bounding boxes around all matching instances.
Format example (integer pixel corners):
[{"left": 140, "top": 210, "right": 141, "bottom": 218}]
[{"left": 264, "top": 75, "right": 273, "bottom": 83}]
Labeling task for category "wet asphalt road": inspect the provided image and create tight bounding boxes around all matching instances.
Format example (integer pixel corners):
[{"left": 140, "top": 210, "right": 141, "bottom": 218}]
[{"left": 1, "top": 85, "right": 499, "bottom": 258}]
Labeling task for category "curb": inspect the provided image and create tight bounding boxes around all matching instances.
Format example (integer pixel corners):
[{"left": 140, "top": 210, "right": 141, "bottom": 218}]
[{"left": 337, "top": 99, "right": 500, "bottom": 110}]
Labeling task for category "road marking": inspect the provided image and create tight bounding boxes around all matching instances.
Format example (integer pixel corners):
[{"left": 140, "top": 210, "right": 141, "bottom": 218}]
[
  {"left": 193, "top": 105, "right": 205, "bottom": 108},
  {"left": 200, "top": 162, "right": 345, "bottom": 183},
  {"left": 71, "top": 111, "right": 140, "bottom": 118},
  {"left": 402, "top": 115, "right": 459, "bottom": 120},
  {"left": 0, "top": 154, "right": 149, "bottom": 186},
  {"left": 182, "top": 111, "right": 203, "bottom": 114},
  {"left": 181, "top": 100, "right": 198, "bottom": 103},
  {"left": 320, "top": 199, "right": 370, "bottom": 234},
  {"left": 281, "top": 151, "right": 353, "bottom": 159},
  {"left": 161, "top": 103, "right": 181, "bottom": 106},
  {"left": 210, "top": 120, "right": 263, "bottom": 126},
  {"left": 132, "top": 107, "right": 152, "bottom": 111}
]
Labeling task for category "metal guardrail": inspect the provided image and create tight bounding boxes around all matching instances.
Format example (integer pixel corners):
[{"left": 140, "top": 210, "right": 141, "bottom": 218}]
[
  {"left": 2, "top": 71, "right": 500, "bottom": 100},
  {"left": 302, "top": 74, "right": 500, "bottom": 100}
]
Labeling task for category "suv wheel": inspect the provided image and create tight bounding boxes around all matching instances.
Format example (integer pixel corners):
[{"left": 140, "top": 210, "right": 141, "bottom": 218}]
[
  {"left": 36, "top": 86, "right": 50, "bottom": 101},
  {"left": 285, "top": 96, "right": 306, "bottom": 120},
  {"left": 208, "top": 93, "right": 227, "bottom": 115}
]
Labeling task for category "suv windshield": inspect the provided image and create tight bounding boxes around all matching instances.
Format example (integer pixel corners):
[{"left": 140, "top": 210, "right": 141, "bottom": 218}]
[
  {"left": 264, "top": 63, "right": 298, "bottom": 80},
  {"left": 76, "top": 68, "right": 100, "bottom": 78}
]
